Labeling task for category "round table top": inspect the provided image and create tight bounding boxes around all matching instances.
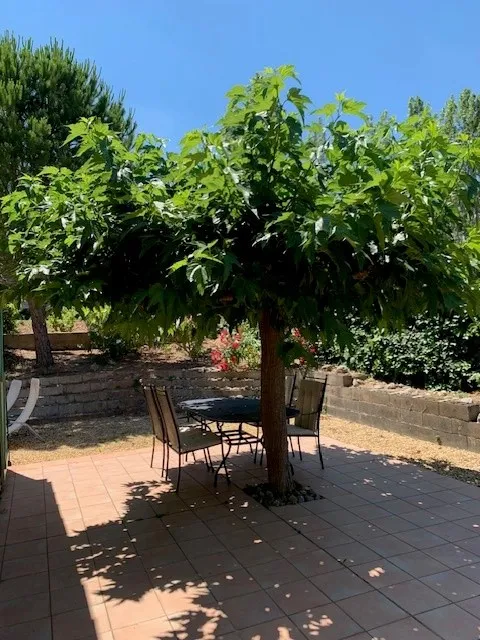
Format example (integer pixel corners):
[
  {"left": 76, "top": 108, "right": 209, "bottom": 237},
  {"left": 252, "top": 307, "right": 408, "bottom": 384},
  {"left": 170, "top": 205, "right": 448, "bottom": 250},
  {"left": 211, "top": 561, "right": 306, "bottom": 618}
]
[{"left": 180, "top": 396, "right": 298, "bottom": 423}]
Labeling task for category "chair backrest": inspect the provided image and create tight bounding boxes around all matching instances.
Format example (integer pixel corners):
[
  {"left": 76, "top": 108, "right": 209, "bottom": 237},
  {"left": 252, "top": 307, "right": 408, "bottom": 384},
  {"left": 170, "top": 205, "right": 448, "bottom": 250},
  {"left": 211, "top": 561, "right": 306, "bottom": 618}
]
[
  {"left": 143, "top": 385, "right": 165, "bottom": 442},
  {"left": 153, "top": 387, "right": 181, "bottom": 452},
  {"left": 8, "top": 378, "right": 40, "bottom": 434},
  {"left": 294, "top": 378, "right": 326, "bottom": 432},
  {"left": 285, "top": 373, "right": 297, "bottom": 407},
  {"left": 6, "top": 379, "right": 22, "bottom": 412}
]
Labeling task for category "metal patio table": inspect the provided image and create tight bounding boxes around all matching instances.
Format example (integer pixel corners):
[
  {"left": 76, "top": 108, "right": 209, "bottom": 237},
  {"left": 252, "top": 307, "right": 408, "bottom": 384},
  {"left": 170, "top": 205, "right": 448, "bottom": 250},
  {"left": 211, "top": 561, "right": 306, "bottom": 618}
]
[{"left": 180, "top": 397, "right": 299, "bottom": 479}]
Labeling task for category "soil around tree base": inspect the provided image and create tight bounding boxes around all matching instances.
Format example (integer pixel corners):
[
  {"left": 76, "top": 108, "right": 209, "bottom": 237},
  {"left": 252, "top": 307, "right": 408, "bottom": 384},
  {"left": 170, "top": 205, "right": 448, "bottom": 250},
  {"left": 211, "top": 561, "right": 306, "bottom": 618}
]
[{"left": 244, "top": 481, "right": 320, "bottom": 508}]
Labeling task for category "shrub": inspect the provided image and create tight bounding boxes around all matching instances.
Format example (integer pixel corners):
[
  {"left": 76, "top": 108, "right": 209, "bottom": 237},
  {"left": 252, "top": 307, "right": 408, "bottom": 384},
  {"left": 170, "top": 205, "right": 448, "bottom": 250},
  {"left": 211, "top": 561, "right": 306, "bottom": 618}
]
[
  {"left": 83, "top": 305, "right": 139, "bottom": 360},
  {"left": 210, "top": 322, "right": 261, "bottom": 371},
  {"left": 47, "top": 307, "right": 78, "bottom": 332},
  {"left": 169, "top": 317, "right": 205, "bottom": 360},
  {"left": 2, "top": 303, "right": 20, "bottom": 334},
  {"left": 316, "top": 314, "right": 480, "bottom": 391}
]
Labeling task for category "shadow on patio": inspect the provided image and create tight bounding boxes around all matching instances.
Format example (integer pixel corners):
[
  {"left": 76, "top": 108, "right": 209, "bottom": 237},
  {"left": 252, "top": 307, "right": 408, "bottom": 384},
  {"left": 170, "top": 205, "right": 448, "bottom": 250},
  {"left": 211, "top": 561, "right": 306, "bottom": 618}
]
[{"left": 2, "top": 436, "right": 480, "bottom": 639}]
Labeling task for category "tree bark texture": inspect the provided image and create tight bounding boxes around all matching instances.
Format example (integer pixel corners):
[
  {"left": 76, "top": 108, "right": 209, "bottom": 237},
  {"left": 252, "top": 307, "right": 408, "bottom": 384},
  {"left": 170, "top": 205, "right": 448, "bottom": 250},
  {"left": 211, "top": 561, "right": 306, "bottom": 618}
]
[
  {"left": 28, "top": 299, "right": 54, "bottom": 369},
  {"left": 259, "top": 309, "right": 292, "bottom": 494}
]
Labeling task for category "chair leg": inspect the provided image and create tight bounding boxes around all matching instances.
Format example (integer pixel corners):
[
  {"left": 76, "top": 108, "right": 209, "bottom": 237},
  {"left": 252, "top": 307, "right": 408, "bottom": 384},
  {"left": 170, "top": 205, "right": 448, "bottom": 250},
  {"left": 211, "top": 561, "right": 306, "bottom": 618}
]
[
  {"left": 237, "top": 423, "right": 243, "bottom": 453},
  {"left": 207, "top": 448, "right": 214, "bottom": 471},
  {"left": 165, "top": 444, "right": 170, "bottom": 479},
  {"left": 203, "top": 449, "right": 212, "bottom": 472},
  {"left": 288, "top": 436, "right": 295, "bottom": 457},
  {"left": 161, "top": 440, "right": 166, "bottom": 478},
  {"left": 254, "top": 426, "right": 260, "bottom": 464},
  {"left": 298, "top": 437, "right": 303, "bottom": 461},
  {"left": 176, "top": 452, "right": 182, "bottom": 493},
  {"left": 150, "top": 436, "right": 156, "bottom": 468},
  {"left": 318, "top": 434, "right": 325, "bottom": 469},
  {"left": 214, "top": 440, "right": 231, "bottom": 487}
]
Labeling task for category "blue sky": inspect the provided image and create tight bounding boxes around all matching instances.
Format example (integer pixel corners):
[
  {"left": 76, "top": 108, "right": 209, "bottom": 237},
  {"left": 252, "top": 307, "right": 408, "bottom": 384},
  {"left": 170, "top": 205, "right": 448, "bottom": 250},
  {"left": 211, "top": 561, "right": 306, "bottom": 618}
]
[{"left": 1, "top": 0, "right": 479, "bottom": 145}]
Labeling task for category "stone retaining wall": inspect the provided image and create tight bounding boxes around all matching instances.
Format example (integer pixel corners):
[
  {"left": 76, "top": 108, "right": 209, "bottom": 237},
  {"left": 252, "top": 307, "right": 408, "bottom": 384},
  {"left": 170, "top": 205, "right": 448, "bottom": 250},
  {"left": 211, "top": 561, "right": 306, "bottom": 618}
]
[
  {"left": 324, "top": 371, "right": 480, "bottom": 452},
  {"left": 5, "top": 332, "right": 91, "bottom": 351},
  {"left": 13, "top": 368, "right": 260, "bottom": 422},
  {"left": 12, "top": 364, "right": 480, "bottom": 452}
]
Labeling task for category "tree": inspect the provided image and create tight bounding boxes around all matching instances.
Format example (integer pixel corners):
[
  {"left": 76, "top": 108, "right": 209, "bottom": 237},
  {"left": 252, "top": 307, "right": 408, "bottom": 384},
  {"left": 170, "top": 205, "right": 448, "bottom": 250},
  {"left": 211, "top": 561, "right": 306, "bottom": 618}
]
[
  {"left": 0, "top": 33, "right": 134, "bottom": 368},
  {"left": 2, "top": 68, "right": 480, "bottom": 495}
]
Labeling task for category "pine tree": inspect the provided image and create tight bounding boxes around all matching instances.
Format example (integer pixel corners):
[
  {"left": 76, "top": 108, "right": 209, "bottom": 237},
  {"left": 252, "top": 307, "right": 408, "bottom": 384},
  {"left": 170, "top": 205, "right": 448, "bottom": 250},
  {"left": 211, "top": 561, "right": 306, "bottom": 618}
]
[{"left": 0, "top": 33, "right": 134, "bottom": 368}]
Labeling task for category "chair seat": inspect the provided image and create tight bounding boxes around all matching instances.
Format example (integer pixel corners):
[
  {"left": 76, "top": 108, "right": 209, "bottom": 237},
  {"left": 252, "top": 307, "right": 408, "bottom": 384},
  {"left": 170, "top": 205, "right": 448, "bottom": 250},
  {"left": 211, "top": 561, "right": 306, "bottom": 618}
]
[
  {"left": 174, "top": 426, "right": 222, "bottom": 453},
  {"left": 286, "top": 424, "right": 318, "bottom": 437}
]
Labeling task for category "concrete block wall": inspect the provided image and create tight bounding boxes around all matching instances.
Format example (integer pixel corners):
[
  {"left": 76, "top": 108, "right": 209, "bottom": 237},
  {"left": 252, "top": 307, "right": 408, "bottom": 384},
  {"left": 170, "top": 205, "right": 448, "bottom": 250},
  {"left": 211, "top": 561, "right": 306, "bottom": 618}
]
[
  {"left": 11, "top": 368, "right": 261, "bottom": 422},
  {"left": 324, "top": 371, "right": 480, "bottom": 452}
]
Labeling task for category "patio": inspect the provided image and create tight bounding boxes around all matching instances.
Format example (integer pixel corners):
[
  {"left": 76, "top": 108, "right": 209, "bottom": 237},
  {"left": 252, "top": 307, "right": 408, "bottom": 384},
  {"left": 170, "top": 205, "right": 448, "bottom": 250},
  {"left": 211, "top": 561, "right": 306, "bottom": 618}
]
[{"left": 1, "top": 433, "right": 480, "bottom": 639}]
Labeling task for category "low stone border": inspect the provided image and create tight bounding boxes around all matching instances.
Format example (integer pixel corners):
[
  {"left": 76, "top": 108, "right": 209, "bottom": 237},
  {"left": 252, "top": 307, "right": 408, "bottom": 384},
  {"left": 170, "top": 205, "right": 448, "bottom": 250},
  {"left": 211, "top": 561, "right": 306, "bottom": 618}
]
[
  {"left": 10, "top": 363, "right": 480, "bottom": 452},
  {"left": 323, "top": 369, "right": 480, "bottom": 452}
]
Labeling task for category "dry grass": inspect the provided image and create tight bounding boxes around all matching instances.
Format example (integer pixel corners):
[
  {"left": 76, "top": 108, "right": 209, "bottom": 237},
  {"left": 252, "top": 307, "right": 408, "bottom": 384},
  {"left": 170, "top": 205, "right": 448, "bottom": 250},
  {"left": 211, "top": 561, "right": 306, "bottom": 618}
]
[
  {"left": 9, "top": 413, "right": 480, "bottom": 487},
  {"left": 8, "top": 415, "right": 153, "bottom": 465},
  {"left": 322, "top": 415, "right": 480, "bottom": 484}
]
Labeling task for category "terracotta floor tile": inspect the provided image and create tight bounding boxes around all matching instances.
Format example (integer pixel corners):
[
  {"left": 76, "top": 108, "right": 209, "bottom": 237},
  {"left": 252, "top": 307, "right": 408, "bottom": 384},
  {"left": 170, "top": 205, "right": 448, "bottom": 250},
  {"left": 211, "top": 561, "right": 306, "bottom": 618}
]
[
  {"left": 239, "top": 616, "right": 306, "bottom": 640},
  {"left": 208, "top": 568, "right": 262, "bottom": 601},
  {"left": 231, "top": 541, "right": 280, "bottom": 567},
  {"left": 424, "top": 542, "right": 480, "bottom": 569},
  {"left": 51, "top": 577, "right": 104, "bottom": 615},
  {"left": 248, "top": 558, "right": 304, "bottom": 589},
  {"left": 112, "top": 616, "right": 175, "bottom": 639},
  {"left": 0, "top": 591, "right": 50, "bottom": 628},
  {"left": 156, "top": 579, "right": 214, "bottom": 615},
  {"left": 395, "top": 528, "right": 447, "bottom": 550},
  {"left": 425, "top": 522, "right": 477, "bottom": 543},
  {"left": 251, "top": 521, "right": 296, "bottom": 541},
  {"left": 0, "top": 571, "right": 49, "bottom": 603},
  {"left": 291, "top": 602, "right": 362, "bottom": 639},
  {"left": 179, "top": 534, "right": 227, "bottom": 559},
  {"left": 3, "top": 538, "right": 47, "bottom": 561},
  {"left": 380, "top": 578, "right": 449, "bottom": 614},
  {"left": 191, "top": 550, "right": 241, "bottom": 577},
  {"left": 457, "top": 594, "right": 480, "bottom": 618},
  {"left": 220, "top": 590, "right": 283, "bottom": 630},
  {"left": 389, "top": 550, "right": 448, "bottom": 578},
  {"left": 1, "top": 553, "right": 48, "bottom": 580},
  {"left": 52, "top": 603, "right": 111, "bottom": 639},
  {"left": 336, "top": 590, "right": 407, "bottom": 630},
  {"left": 418, "top": 603, "right": 480, "bottom": 640},
  {"left": 351, "top": 558, "right": 411, "bottom": 588},
  {"left": 270, "top": 534, "right": 318, "bottom": 558},
  {"left": 105, "top": 587, "right": 164, "bottom": 629},
  {"left": 217, "top": 529, "right": 265, "bottom": 550},
  {"left": 328, "top": 541, "right": 380, "bottom": 567},
  {"left": 267, "top": 578, "right": 330, "bottom": 615},
  {"left": 311, "top": 568, "right": 372, "bottom": 601},
  {"left": 304, "top": 528, "right": 355, "bottom": 549},
  {"left": 6, "top": 524, "right": 46, "bottom": 544},
  {"left": 207, "top": 515, "right": 249, "bottom": 535},
  {"left": 292, "top": 549, "right": 343, "bottom": 578},
  {"left": 0, "top": 617, "right": 52, "bottom": 640},
  {"left": 369, "top": 616, "right": 443, "bottom": 640},
  {"left": 421, "top": 569, "right": 480, "bottom": 602}
]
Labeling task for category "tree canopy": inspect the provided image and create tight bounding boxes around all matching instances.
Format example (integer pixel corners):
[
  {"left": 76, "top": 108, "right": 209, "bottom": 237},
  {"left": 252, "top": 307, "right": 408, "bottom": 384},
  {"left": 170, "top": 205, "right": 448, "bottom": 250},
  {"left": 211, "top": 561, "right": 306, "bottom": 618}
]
[
  {"left": 0, "top": 33, "right": 135, "bottom": 367},
  {"left": 3, "top": 66, "right": 480, "bottom": 491}
]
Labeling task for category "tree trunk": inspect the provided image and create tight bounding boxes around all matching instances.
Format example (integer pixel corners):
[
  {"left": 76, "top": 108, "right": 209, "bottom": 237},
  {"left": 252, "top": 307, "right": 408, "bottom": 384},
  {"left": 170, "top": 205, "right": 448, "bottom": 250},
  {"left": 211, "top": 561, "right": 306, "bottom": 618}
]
[
  {"left": 28, "top": 299, "right": 54, "bottom": 369},
  {"left": 259, "top": 309, "right": 293, "bottom": 495}
]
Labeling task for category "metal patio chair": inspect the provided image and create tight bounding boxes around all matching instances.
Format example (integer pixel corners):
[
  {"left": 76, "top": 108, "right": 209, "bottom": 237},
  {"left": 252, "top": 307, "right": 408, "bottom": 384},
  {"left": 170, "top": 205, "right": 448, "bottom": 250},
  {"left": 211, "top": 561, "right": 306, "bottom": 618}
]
[
  {"left": 287, "top": 377, "right": 326, "bottom": 468},
  {"left": 152, "top": 386, "right": 226, "bottom": 492}
]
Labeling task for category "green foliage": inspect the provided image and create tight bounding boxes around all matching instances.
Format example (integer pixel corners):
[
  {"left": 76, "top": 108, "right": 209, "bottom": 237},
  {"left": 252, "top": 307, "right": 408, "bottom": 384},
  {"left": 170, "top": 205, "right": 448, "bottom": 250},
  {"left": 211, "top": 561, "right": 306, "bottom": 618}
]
[
  {"left": 2, "top": 303, "right": 20, "bottom": 334},
  {"left": 3, "top": 66, "right": 480, "bottom": 346},
  {"left": 317, "top": 314, "right": 480, "bottom": 391},
  {"left": 83, "top": 305, "right": 140, "bottom": 360},
  {"left": 168, "top": 317, "right": 205, "bottom": 360},
  {"left": 0, "top": 33, "right": 134, "bottom": 195},
  {"left": 47, "top": 307, "right": 78, "bottom": 332}
]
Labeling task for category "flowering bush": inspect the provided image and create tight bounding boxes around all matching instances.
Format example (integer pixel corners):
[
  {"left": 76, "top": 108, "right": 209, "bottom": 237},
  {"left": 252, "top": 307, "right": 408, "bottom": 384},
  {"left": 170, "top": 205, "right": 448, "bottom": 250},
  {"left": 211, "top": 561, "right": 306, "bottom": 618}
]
[{"left": 210, "top": 322, "right": 261, "bottom": 371}]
